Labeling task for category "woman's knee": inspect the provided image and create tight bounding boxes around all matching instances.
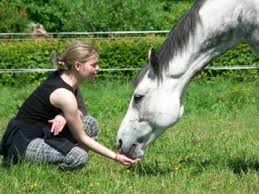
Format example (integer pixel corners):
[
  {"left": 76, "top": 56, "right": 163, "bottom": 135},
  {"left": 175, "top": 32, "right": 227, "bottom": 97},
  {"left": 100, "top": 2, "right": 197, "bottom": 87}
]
[
  {"left": 62, "top": 146, "right": 88, "bottom": 170},
  {"left": 82, "top": 115, "right": 99, "bottom": 139}
]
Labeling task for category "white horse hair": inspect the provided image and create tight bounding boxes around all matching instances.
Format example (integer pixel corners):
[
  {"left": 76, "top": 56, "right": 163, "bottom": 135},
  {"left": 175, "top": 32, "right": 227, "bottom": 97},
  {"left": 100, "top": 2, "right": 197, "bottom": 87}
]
[{"left": 116, "top": 0, "right": 259, "bottom": 159}]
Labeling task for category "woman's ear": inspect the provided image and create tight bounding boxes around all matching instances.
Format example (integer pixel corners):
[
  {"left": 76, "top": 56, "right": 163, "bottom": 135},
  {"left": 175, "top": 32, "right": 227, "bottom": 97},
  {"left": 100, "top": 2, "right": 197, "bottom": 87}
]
[{"left": 74, "top": 62, "right": 81, "bottom": 71}]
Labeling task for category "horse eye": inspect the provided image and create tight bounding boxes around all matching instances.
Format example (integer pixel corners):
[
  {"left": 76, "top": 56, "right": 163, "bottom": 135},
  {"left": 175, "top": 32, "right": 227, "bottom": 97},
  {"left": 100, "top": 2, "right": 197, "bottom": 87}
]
[{"left": 134, "top": 94, "right": 144, "bottom": 103}]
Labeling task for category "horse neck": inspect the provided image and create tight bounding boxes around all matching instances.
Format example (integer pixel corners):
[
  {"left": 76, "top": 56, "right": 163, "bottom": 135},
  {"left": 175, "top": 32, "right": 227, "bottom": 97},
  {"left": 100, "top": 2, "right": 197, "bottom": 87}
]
[{"left": 165, "top": 0, "right": 254, "bottom": 93}]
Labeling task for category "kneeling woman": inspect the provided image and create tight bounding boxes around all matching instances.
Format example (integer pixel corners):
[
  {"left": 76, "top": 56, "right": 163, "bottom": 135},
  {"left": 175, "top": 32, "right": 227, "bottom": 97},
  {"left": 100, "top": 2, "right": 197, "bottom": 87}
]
[{"left": 0, "top": 41, "right": 139, "bottom": 170}]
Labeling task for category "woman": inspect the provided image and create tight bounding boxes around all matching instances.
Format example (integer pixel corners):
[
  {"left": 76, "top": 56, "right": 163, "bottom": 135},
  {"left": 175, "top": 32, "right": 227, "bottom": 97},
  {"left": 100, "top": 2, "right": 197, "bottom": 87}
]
[{"left": 0, "top": 41, "right": 139, "bottom": 170}]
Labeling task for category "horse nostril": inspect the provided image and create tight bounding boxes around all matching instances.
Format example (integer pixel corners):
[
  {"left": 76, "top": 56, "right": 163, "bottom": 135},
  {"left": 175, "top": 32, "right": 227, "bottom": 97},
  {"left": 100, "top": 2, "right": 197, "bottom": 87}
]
[{"left": 117, "top": 139, "right": 123, "bottom": 150}]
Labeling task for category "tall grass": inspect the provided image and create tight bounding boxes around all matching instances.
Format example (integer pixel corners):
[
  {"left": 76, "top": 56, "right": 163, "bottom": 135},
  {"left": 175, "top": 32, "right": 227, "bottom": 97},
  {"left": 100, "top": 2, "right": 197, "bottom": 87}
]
[{"left": 0, "top": 78, "right": 258, "bottom": 193}]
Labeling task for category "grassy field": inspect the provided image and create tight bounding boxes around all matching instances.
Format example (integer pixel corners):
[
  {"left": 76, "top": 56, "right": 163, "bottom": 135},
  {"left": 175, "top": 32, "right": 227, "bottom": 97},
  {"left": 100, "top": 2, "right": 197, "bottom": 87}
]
[{"left": 0, "top": 78, "right": 258, "bottom": 193}]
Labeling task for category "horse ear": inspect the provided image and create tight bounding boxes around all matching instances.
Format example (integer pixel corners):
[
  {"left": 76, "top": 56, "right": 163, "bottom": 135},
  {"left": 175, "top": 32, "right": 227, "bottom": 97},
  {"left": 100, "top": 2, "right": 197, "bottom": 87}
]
[{"left": 148, "top": 48, "right": 159, "bottom": 76}]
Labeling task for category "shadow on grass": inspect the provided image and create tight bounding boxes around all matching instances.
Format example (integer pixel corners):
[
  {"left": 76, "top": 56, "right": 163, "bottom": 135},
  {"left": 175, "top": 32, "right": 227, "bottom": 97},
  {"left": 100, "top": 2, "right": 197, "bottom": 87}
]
[
  {"left": 132, "top": 157, "right": 259, "bottom": 177},
  {"left": 131, "top": 161, "right": 174, "bottom": 176},
  {"left": 131, "top": 157, "right": 211, "bottom": 176},
  {"left": 228, "top": 158, "right": 259, "bottom": 175}
]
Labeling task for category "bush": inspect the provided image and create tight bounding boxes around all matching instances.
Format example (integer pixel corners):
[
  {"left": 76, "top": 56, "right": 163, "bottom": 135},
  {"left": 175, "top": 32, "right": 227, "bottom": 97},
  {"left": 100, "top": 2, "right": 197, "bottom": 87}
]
[{"left": 0, "top": 36, "right": 258, "bottom": 86}]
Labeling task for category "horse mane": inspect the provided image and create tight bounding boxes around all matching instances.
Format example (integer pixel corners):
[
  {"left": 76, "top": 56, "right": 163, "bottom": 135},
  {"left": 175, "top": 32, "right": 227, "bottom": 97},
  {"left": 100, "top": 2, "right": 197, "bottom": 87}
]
[
  {"left": 134, "top": 0, "right": 206, "bottom": 87},
  {"left": 159, "top": 0, "right": 206, "bottom": 69}
]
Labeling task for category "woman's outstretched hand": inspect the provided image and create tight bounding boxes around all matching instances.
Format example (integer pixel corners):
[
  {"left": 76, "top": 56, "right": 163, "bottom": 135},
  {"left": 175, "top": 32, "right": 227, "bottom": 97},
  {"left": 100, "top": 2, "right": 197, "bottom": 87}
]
[
  {"left": 48, "top": 114, "right": 67, "bottom": 136},
  {"left": 115, "top": 153, "right": 141, "bottom": 166}
]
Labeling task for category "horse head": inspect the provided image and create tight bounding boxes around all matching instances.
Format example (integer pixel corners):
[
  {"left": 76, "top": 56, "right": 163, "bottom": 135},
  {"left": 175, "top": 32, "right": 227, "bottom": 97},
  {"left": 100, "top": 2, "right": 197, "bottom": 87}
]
[{"left": 116, "top": 48, "right": 184, "bottom": 159}]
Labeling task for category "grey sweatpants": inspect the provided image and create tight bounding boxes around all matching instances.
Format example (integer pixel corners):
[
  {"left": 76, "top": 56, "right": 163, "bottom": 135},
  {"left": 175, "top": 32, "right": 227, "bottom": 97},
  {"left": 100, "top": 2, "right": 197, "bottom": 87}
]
[{"left": 25, "top": 115, "right": 99, "bottom": 170}]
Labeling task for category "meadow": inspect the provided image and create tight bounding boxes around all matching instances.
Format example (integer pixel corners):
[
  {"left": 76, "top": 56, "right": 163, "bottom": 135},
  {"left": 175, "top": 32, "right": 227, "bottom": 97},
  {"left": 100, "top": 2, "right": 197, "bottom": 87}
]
[{"left": 0, "top": 77, "right": 258, "bottom": 193}]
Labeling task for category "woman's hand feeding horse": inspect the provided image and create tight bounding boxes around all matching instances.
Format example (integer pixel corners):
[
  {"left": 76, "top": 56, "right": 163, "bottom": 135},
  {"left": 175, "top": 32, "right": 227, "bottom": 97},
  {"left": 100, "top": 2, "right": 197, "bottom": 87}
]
[{"left": 117, "top": 0, "right": 259, "bottom": 159}]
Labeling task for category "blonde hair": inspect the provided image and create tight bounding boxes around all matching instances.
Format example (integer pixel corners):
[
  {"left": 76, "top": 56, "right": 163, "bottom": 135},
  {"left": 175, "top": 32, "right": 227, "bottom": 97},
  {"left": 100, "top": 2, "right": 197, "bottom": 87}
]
[{"left": 51, "top": 41, "right": 99, "bottom": 70}]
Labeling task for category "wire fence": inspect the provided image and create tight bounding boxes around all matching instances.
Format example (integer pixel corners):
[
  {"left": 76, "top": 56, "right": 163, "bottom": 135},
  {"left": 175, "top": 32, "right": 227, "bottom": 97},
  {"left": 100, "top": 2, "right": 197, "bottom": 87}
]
[
  {"left": 0, "top": 65, "right": 258, "bottom": 74},
  {"left": 0, "top": 30, "right": 170, "bottom": 42}
]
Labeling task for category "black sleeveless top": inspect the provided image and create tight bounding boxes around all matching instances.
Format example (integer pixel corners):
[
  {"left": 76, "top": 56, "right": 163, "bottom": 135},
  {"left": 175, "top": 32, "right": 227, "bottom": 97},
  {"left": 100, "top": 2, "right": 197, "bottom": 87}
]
[
  {"left": 16, "top": 70, "right": 73, "bottom": 124},
  {"left": 0, "top": 70, "right": 86, "bottom": 165}
]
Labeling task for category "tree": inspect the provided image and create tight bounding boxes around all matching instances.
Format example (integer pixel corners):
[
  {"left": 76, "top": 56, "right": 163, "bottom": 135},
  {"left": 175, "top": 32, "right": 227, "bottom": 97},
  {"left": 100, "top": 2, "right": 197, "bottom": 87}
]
[{"left": 0, "top": 0, "right": 28, "bottom": 32}]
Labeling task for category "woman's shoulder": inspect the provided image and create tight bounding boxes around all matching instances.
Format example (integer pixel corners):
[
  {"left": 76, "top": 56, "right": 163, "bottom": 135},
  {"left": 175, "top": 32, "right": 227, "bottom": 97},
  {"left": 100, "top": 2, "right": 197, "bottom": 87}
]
[
  {"left": 51, "top": 88, "right": 75, "bottom": 99},
  {"left": 50, "top": 88, "right": 77, "bottom": 109}
]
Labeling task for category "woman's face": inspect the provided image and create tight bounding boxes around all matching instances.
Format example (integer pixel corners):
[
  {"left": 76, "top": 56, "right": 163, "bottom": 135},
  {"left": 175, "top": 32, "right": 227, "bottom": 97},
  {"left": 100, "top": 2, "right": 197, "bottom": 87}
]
[{"left": 79, "top": 54, "right": 100, "bottom": 80}]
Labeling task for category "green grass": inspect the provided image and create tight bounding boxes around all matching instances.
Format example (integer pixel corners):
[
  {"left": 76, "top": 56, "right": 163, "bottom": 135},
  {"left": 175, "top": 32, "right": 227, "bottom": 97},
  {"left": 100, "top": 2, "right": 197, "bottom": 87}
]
[{"left": 0, "top": 78, "right": 258, "bottom": 193}]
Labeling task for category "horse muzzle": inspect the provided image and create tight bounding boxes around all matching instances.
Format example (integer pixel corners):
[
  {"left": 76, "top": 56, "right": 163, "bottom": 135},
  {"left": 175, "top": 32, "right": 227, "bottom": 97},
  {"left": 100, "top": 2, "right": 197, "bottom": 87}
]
[{"left": 117, "top": 139, "right": 144, "bottom": 159}]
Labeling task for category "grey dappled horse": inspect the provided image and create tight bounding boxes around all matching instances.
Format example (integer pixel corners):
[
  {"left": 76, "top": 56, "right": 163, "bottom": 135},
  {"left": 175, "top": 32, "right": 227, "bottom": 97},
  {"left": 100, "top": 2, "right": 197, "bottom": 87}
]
[{"left": 117, "top": 0, "right": 259, "bottom": 159}]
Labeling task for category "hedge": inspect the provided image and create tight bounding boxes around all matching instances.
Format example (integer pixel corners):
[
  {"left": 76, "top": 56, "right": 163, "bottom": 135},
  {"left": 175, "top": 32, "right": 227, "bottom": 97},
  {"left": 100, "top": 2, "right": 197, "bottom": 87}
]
[{"left": 0, "top": 36, "right": 258, "bottom": 85}]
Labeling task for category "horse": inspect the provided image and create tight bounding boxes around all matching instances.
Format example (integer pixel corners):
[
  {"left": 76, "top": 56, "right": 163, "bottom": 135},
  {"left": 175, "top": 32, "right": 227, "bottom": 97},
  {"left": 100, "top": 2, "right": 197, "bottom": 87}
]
[{"left": 116, "top": 0, "right": 259, "bottom": 159}]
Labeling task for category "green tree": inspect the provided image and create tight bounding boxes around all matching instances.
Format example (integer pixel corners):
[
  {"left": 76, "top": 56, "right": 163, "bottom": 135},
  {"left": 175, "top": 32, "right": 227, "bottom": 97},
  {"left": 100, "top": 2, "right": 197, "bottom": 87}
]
[
  {"left": 20, "top": 0, "right": 169, "bottom": 32},
  {"left": 21, "top": 0, "right": 68, "bottom": 32},
  {"left": 0, "top": 0, "right": 28, "bottom": 32},
  {"left": 61, "top": 0, "right": 166, "bottom": 31},
  {"left": 0, "top": 0, "right": 194, "bottom": 32}
]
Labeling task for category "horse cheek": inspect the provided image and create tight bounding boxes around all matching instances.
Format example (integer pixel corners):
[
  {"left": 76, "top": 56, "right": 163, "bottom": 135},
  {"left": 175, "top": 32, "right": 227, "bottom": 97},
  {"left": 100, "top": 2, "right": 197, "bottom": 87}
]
[{"left": 155, "top": 94, "right": 181, "bottom": 129}]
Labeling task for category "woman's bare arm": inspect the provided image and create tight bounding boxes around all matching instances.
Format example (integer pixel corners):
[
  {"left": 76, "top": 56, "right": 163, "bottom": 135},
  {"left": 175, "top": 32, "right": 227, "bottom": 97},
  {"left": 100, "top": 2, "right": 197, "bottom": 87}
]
[{"left": 50, "top": 88, "right": 139, "bottom": 165}]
